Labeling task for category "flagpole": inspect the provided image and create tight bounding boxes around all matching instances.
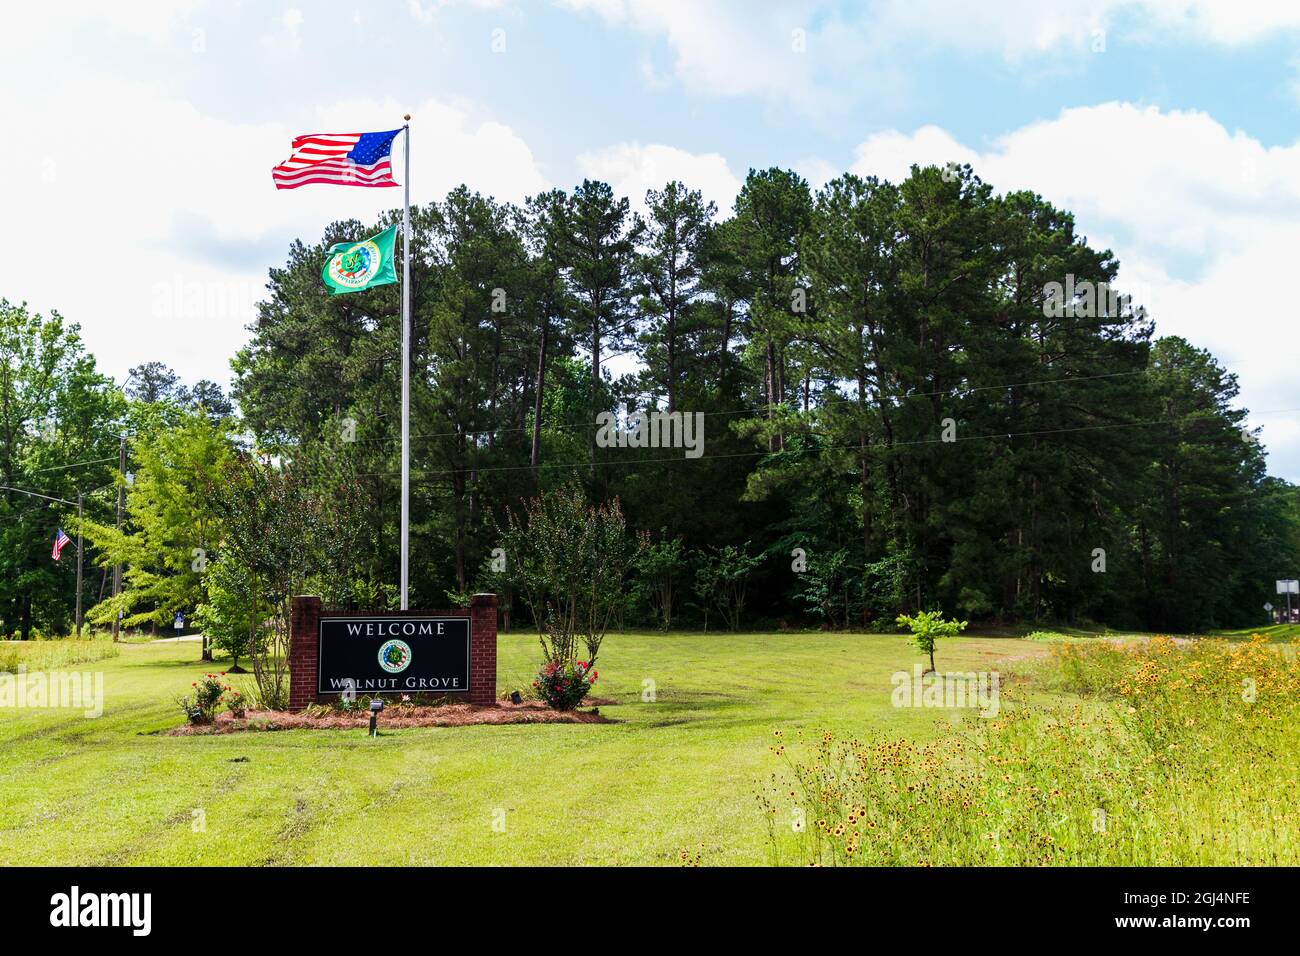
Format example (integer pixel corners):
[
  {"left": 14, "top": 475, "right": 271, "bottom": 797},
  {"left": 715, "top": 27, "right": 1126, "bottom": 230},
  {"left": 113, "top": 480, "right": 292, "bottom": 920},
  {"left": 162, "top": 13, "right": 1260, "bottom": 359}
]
[{"left": 400, "top": 114, "right": 411, "bottom": 610}]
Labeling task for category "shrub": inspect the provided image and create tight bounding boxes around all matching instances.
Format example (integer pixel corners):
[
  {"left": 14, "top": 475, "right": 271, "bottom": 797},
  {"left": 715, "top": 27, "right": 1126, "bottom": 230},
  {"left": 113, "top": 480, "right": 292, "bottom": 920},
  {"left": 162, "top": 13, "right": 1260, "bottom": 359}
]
[
  {"left": 225, "top": 686, "right": 250, "bottom": 718},
  {"left": 895, "top": 610, "right": 967, "bottom": 672},
  {"left": 245, "top": 678, "right": 288, "bottom": 712},
  {"left": 176, "top": 696, "right": 208, "bottom": 725},
  {"left": 1025, "top": 630, "right": 1072, "bottom": 642},
  {"left": 693, "top": 543, "right": 761, "bottom": 632},
  {"left": 796, "top": 548, "right": 862, "bottom": 629},
  {"left": 195, "top": 558, "right": 264, "bottom": 672},
  {"left": 634, "top": 533, "right": 688, "bottom": 630},
  {"left": 498, "top": 481, "right": 635, "bottom": 668},
  {"left": 532, "top": 660, "right": 597, "bottom": 710},
  {"left": 177, "top": 672, "right": 236, "bottom": 723},
  {"left": 207, "top": 452, "right": 372, "bottom": 716},
  {"left": 193, "top": 673, "right": 227, "bottom": 714}
]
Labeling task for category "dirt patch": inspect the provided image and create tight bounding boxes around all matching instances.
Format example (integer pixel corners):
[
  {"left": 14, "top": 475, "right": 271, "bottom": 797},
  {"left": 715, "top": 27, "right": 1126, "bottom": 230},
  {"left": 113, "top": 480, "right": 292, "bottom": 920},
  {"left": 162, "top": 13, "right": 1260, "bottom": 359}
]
[{"left": 166, "top": 698, "right": 614, "bottom": 735}]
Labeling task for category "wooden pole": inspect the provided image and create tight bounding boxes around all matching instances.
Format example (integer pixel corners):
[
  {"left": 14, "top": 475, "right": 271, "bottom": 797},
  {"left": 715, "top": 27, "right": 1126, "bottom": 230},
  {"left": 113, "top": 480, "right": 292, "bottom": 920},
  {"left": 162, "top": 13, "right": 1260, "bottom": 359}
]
[{"left": 75, "top": 492, "right": 83, "bottom": 638}]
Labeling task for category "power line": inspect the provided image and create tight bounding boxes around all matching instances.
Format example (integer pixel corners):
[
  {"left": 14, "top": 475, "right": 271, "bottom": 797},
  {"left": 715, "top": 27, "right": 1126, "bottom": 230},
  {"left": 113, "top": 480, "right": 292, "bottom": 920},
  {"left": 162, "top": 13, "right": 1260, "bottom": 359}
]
[
  {"left": 0, "top": 482, "right": 117, "bottom": 508},
  {"left": 31, "top": 455, "right": 118, "bottom": 474},
  {"left": 332, "top": 366, "right": 1163, "bottom": 446},
  {"left": 332, "top": 356, "right": 1267, "bottom": 448},
  {"left": 403, "top": 403, "right": 1300, "bottom": 481},
  {"left": 320, "top": 405, "right": 1300, "bottom": 482}
]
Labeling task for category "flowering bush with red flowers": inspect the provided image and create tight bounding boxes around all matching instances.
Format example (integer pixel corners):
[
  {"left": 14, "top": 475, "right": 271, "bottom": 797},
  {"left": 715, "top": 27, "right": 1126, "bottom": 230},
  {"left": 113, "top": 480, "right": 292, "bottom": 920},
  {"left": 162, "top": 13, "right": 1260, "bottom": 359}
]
[
  {"left": 224, "top": 686, "right": 249, "bottom": 718},
  {"left": 176, "top": 672, "right": 233, "bottom": 724},
  {"left": 532, "top": 660, "right": 598, "bottom": 711}
]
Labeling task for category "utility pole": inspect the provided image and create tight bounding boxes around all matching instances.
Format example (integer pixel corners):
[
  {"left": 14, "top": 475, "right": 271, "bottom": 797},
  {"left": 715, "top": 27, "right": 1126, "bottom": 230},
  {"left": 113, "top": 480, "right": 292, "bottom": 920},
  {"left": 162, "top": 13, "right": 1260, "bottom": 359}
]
[
  {"left": 75, "top": 492, "right": 83, "bottom": 638},
  {"left": 112, "top": 433, "right": 125, "bottom": 641},
  {"left": 0, "top": 484, "right": 100, "bottom": 638}
]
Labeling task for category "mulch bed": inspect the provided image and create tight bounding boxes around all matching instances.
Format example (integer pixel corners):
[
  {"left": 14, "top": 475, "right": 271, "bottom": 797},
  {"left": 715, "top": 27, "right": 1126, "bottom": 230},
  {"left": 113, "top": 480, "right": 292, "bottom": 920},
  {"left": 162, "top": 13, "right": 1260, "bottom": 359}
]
[{"left": 166, "top": 697, "right": 617, "bottom": 735}]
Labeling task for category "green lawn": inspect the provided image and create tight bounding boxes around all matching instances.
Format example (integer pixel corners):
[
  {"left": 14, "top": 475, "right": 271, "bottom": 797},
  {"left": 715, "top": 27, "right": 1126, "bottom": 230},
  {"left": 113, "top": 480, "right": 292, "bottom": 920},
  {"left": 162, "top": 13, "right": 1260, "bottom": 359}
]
[{"left": 0, "top": 631, "right": 1049, "bottom": 865}]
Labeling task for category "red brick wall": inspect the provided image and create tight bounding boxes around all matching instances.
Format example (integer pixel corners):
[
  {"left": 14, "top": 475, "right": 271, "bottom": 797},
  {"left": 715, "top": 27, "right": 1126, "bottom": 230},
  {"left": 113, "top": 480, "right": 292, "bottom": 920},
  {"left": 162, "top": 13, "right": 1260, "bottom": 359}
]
[
  {"left": 468, "top": 593, "right": 498, "bottom": 707},
  {"left": 289, "top": 594, "right": 498, "bottom": 710}
]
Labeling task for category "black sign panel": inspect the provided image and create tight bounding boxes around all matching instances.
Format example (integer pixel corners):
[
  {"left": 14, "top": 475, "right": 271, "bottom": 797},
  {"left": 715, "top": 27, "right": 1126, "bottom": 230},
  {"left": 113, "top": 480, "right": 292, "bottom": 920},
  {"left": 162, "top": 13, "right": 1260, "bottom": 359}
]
[{"left": 317, "top": 616, "right": 470, "bottom": 695}]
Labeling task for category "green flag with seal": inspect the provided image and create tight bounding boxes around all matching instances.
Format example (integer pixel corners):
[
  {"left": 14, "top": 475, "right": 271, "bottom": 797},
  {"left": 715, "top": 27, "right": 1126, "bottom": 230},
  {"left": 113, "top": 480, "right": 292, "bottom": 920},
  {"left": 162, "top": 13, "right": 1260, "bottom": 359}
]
[{"left": 321, "top": 224, "right": 398, "bottom": 295}]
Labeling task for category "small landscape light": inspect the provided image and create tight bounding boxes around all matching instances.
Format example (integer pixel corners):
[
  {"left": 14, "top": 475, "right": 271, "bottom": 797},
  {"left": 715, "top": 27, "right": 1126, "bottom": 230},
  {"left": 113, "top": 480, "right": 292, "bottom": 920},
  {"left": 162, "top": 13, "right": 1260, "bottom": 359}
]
[
  {"left": 368, "top": 698, "right": 384, "bottom": 737},
  {"left": 510, "top": 691, "right": 522, "bottom": 705}
]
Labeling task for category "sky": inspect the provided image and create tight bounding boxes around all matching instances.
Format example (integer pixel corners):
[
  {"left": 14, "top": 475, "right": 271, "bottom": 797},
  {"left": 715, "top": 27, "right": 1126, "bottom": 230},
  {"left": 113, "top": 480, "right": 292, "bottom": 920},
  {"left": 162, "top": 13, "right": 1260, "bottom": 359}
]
[{"left": 2, "top": 0, "right": 1299, "bottom": 478}]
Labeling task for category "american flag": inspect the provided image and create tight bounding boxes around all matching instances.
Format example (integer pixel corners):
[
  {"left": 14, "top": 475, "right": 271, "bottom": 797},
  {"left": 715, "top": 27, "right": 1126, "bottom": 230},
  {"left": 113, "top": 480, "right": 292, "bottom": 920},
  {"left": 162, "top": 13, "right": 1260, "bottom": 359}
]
[
  {"left": 272, "top": 129, "right": 402, "bottom": 190},
  {"left": 52, "top": 528, "right": 71, "bottom": 562}
]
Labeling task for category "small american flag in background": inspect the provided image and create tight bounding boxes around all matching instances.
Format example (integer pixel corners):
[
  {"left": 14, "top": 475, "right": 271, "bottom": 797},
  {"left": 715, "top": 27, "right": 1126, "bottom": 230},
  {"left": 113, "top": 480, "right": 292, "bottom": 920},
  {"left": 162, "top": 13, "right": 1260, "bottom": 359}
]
[
  {"left": 52, "top": 528, "right": 71, "bottom": 562},
  {"left": 272, "top": 129, "right": 402, "bottom": 189}
]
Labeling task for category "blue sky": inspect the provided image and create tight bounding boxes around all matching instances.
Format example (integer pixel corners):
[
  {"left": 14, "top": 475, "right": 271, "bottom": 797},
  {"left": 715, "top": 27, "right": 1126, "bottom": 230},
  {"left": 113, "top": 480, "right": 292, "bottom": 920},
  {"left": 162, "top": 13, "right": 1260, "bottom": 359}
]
[{"left": 2, "top": 0, "right": 1299, "bottom": 477}]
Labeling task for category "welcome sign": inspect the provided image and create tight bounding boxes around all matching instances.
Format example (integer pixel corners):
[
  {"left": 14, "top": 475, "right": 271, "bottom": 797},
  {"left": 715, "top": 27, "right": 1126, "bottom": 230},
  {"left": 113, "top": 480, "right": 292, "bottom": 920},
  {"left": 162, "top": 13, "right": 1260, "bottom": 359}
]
[{"left": 317, "top": 615, "right": 471, "bottom": 695}]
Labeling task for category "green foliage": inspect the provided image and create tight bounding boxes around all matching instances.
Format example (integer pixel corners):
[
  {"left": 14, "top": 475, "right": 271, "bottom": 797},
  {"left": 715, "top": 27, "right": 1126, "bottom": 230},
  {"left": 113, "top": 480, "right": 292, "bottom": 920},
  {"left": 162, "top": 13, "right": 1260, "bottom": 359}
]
[
  {"left": 497, "top": 481, "right": 635, "bottom": 666},
  {"left": 797, "top": 549, "right": 862, "bottom": 629},
  {"left": 224, "top": 685, "right": 250, "bottom": 718},
  {"left": 83, "top": 407, "right": 233, "bottom": 632},
  {"left": 177, "top": 672, "right": 229, "bottom": 724},
  {"left": 633, "top": 533, "right": 688, "bottom": 630},
  {"left": 532, "top": 659, "right": 598, "bottom": 710},
  {"left": 4, "top": 165, "right": 1284, "bottom": 641},
  {"left": 1024, "top": 630, "right": 1074, "bottom": 643},
  {"left": 195, "top": 556, "right": 263, "bottom": 670},
  {"left": 694, "top": 542, "right": 762, "bottom": 631},
  {"left": 0, "top": 300, "right": 123, "bottom": 639},
  {"left": 895, "top": 610, "right": 968, "bottom": 671},
  {"left": 207, "top": 449, "right": 372, "bottom": 709}
]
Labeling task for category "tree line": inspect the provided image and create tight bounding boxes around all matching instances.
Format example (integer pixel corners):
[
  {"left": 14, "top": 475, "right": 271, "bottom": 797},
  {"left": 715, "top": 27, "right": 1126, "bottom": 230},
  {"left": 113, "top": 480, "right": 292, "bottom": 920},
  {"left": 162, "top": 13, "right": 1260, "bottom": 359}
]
[{"left": 3, "top": 162, "right": 1298, "bottom": 639}]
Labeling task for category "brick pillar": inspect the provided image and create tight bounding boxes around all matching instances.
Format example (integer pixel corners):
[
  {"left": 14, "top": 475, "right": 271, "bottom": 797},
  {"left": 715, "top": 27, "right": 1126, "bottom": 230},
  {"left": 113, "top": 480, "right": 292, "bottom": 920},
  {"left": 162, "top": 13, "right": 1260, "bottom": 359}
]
[
  {"left": 469, "top": 593, "right": 498, "bottom": 705},
  {"left": 289, "top": 595, "right": 321, "bottom": 711}
]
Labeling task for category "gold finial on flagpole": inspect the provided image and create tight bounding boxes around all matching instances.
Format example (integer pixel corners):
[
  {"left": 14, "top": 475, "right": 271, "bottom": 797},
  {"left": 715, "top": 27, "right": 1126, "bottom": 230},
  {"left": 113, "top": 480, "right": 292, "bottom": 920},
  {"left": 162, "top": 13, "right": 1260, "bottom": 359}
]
[{"left": 403, "top": 113, "right": 411, "bottom": 122}]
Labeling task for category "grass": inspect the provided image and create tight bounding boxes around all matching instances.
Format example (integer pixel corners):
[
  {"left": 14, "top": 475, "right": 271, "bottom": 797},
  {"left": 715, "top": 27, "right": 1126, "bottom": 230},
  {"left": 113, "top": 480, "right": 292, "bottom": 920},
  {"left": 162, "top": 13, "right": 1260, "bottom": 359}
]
[
  {"left": 764, "top": 636, "right": 1299, "bottom": 866},
  {"left": 1, "top": 628, "right": 1291, "bottom": 865},
  {"left": 0, "top": 630, "right": 1049, "bottom": 865},
  {"left": 0, "top": 638, "right": 120, "bottom": 673},
  {"left": 1211, "top": 623, "right": 1300, "bottom": 643}
]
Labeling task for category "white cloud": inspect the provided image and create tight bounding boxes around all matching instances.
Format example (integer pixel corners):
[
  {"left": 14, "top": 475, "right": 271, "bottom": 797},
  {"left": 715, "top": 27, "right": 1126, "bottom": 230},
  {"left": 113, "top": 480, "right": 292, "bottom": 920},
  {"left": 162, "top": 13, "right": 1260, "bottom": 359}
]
[
  {"left": 845, "top": 103, "right": 1300, "bottom": 477},
  {"left": 313, "top": 97, "right": 549, "bottom": 205},
  {"left": 853, "top": 103, "right": 1299, "bottom": 265},
  {"left": 559, "top": 0, "right": 834, "bottom": 112},
  {"left": 558, "top": 0, "right": 1300, "bottom": 113},
  {"left": 407, "top": 0, "right": 443, "bottom": 25},
  {"left": 870, "top": 0, "right": 1116, "bottom": 59},
  {"left": 1, "top": 1, "right": 203, "bottom": 53},
  {"left": 0, "top": 73, "right": 548, "bottom": 390},
  {"left": 849, "top": 125, "right": 980, "bottom": 184},
  {"left": 576, "top": 142, "right": 742, "bottom": 215},
  {"left": 1133, "top": 0, "right": 1300, "bottom": 45},
  {"left": 793, "top": 157, "right": 840, "bottom": 191}
]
